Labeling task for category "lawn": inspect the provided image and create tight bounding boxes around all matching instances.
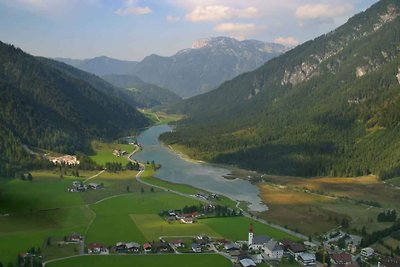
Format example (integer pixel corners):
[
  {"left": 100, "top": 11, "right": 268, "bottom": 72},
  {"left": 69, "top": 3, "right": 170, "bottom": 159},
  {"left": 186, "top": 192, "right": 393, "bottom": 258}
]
[
  {"left": 46, "top": 254, "right": 231, "bottom": 267},
  {"left": 387, "top": 177, "right": 400, "bottom": 187},
  {"left": 85, "top": 192, "right": 202, "bottom": 246},
  {"left": 90, "top": 141, "right": 136, "bottom": 166},
  {"left": 0, "top": 206, "right": 92, "bottom": 264},
  {"left": 79, "top": 170, "right": 147, "bottom": 204},
  {"left": 200, "top": 217, "right": 298, "bottom": 241},
  {"left": 131, "top": 214, "right": 221, "bottom": 241},
  {"left": 140, "top": 109, "right": 183, "bottom": 125},
  {"left": 0, "top": 174, "right": 84, "bottom": 214}
]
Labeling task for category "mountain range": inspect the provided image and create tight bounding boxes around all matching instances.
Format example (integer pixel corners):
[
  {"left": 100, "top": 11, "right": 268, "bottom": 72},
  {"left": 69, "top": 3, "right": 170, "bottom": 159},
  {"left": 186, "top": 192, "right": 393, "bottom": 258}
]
[
  {"left": 161, "top": 0, "right": 400, "bottom": 179},
  {"left": 56, "top": 37, "right": 287, "bottom": 98}
]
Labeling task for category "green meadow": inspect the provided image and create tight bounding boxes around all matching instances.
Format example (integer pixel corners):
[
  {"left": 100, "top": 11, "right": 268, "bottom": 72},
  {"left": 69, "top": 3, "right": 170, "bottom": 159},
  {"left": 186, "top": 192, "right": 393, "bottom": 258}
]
[
  {"left": 200, "top": 217, "right": 298, "bottom": 241},
  {"left": 0, "top": 164, "right": 297, "bottom": 266},
  {"left": 46, "top": 254, "right": 231, "bottom": 267},
  {"left": 131, "top": 214, "right": 221, "bottom": 241},
  {"left": 90, "top": 141, "right": 137, "bottom": 166}
]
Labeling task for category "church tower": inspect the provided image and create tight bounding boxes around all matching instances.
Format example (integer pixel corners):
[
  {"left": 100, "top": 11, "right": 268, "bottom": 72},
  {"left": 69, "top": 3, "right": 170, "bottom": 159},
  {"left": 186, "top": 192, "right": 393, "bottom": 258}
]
[{"left": 248, "top": 223, "right": 254, "bottom": 246}]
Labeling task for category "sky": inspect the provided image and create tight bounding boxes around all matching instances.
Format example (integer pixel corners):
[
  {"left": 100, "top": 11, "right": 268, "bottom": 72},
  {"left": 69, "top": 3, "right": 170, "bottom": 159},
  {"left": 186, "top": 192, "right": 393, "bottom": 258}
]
[{"left": 0, "top": 0, "right": 378, "bottom": 61}]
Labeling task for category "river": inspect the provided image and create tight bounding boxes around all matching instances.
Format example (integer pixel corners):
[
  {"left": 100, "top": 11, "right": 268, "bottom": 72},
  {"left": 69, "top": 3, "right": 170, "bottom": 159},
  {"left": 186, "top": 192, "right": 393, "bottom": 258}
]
[{"left": 131, "top": 124, "right": 267, "bottom": 212}]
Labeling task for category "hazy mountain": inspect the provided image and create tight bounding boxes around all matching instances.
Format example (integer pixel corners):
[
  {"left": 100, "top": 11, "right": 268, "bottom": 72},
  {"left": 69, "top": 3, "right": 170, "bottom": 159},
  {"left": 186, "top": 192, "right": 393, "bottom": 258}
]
[
  {"left": 55, "top": 56, "right": 138, "bottom": 76},
  {"left": 161, "top": 0, "right": 400, "bottom": 179},
  {"left": 102, "top": 74, "right": 182, "bottom": 108},
  {"left": 132, "top": 37, "right": 287, "bottom": 97},
  {"left": 0, "top": 41, "right": 149, "bottom": 177},
  {"left": 56, "top": 37, "right": 287, "bottom": 98}
]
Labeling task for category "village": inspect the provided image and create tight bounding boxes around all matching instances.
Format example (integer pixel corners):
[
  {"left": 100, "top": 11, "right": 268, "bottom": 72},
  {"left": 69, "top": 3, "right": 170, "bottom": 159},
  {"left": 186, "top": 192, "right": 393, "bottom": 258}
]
[{"left": 19, "top": 222, "right": 398, "bottom": 267}]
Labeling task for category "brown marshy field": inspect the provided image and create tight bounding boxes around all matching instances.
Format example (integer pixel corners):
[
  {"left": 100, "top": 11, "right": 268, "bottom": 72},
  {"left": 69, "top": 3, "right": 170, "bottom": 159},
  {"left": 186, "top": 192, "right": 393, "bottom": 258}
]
[{"left": 256, "top": 175, "right": 400, "bottom": 236}]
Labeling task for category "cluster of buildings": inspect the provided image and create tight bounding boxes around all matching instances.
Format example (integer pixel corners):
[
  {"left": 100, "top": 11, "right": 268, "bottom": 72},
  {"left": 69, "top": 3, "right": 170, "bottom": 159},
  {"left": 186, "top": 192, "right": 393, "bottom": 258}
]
[
  {"left": 193, "top": 192, "right": 219, "bottom": 201},
  {"left": 113, "top": 149, "right": 127, "bottom": 157},
  {"left": 166, "top": 210, "right": 200, "bottom": 224},
  {"left": 47, "top": 155, "right": 80, "bottom": 165},
  {"left": 67, "top": 181, "right": 102, "bottom": 193},
  {"left": 87, "top": 241, "right": 173, "bottom": 255}
]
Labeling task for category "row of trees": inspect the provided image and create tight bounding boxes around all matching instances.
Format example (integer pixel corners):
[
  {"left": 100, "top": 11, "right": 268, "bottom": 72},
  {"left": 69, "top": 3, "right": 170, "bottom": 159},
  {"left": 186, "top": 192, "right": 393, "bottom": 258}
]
[{"left": 377, "top": 210, "right": 397, "bottom": 222}]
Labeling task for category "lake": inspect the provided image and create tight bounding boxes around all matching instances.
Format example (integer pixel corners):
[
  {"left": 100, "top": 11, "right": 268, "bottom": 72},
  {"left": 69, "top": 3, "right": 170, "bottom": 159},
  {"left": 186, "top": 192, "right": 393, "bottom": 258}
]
[{"left": 131, "top": 124, "right": 267, "bottom": 212}]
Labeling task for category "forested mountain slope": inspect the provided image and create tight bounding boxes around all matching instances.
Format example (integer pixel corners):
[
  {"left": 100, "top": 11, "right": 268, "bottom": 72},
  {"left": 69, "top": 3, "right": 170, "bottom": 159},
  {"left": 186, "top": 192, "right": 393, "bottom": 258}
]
[
  {"left": 0, "top": 42, "right": 149, "bottom": 176},
  {"left": 161, "top": 0, "right": 400, "bottom": 179},
  {"left": 102, "top": 74, "right": 181, "bottom": 108}
]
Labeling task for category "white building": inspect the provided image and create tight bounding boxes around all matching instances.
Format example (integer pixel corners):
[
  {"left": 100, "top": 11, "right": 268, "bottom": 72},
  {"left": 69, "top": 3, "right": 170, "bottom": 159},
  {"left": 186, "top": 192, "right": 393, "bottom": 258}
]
[
  {"left": 297, "top": 253, "right": 316, "bottom": 266},
  {"left": 361, "top": 247, "right": 374, "bottom": 258},
  {"left": 264, "top": 240, "right": 284, "bottom": 259},
  {"left": 248, "top": 223, "right": 271, "bottom": 250}
]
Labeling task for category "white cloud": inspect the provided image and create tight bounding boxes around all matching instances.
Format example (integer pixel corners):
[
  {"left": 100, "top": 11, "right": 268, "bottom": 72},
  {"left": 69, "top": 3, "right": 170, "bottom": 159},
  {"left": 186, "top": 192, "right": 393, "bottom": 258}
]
[
  {"left": 214, "top": 23, "right": 257, "bottom": 32},
  {"left": 115, "top": 6, "right": 152, "bottom": 16},
  {"left": 213, "top": 22, "right": 264, "bottom": 39},
  {"left": 115, "top": 0, "right": 152, "bottom": 16},
  {"left": 295, "top": 3, "right": 354, "bottom": 21},
  {"left": 166, "top": 15, "right": 180, "bottom": 22},
  {"left": 186, "top": 5, "right": 258, "bottom": 22},
  {"left": 274, "top": 36, "right": 299, "bottom": 47}
]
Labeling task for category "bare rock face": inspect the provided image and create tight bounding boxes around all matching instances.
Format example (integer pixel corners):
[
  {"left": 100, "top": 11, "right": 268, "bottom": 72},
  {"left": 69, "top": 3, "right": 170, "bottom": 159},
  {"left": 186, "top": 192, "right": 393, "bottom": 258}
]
[
  {"left": 373, "top": 4, "right": 399, "bottom": 31},
  {"left": 356, "top": 67, "right": 367, "bottom": 78}
]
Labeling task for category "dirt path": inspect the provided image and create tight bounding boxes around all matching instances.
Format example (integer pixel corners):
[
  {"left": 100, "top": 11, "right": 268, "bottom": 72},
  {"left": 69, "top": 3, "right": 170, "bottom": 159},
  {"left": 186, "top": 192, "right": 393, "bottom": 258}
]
[{"left": 84, "top": 170, "right": 106, "bottom": 183}]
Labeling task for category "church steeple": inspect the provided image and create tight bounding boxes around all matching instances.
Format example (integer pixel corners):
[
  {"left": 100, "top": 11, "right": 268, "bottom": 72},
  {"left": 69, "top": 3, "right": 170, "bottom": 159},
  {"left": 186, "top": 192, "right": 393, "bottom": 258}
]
[{"left": 248, "top": 223, "right": 254, "bottom": 245}]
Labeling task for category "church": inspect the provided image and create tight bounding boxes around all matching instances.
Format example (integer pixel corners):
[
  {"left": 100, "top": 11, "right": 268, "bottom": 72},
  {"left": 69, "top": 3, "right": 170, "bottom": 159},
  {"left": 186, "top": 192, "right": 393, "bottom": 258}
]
[{"left": 248, "top": 223, "right": 284, "bottom": 260}]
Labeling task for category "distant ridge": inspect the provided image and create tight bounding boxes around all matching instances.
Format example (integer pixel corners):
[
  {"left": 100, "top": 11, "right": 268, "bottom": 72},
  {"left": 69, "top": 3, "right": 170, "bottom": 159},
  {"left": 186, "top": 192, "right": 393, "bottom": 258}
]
[{"left": 56, "top": 37, "right": 287, "bottom": 98}]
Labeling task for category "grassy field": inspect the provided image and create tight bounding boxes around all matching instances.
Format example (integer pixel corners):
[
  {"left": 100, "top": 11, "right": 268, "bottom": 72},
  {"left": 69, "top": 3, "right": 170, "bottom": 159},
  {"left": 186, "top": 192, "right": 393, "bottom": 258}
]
[
  {"left": 140, "top": 109, "right": 183, "bottom": 125},
  {"left": 257, "top": 175, "right": 400, "bottom": 236},
  {"left": 131, "top": 214, "right": 221, "bottom": 241},
  {"left": 90, "top": 141, "right": 137, "bottom": 166},
  {"left": 46, "top": 254, "right": 231, "bottom": 267},
  {"left": 200, "top": 217, "right": 298, "bottom": 241},
  {"left": 79, "top": 170, "right": 149, "bottom": 204},
  {"left": 85, "top": 192, "right": 201, "bottom": 246},
  {"left": 387, "top": 177, "right": 400, "bottom": 187}
]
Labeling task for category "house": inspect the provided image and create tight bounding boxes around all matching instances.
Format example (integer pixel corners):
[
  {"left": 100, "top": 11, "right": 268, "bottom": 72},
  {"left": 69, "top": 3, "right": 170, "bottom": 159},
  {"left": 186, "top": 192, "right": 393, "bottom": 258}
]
[
  {"left": 88, "top": 183, "right": 102, "bottom": 190},
  {"left": 240, "top": 258, "right": 257, "bottom": 267},
  {"left": 67, "top": 233, "right": 83, "bottom": 243},
  {"left": 330, "top": 252, "right": 353, "bottom": 266},
  {"left": 87, "top": 243, "right": 109, "bottom": 254},
  {"left": 125, "top": 242, "right": 141, "bottom": 253},
  {"left": 251, "top": 254, "right": 264, "bottom": 264},
  {"left": 229, "top": 250, "right": 241, "bottom": 262},
  {"left": 361, "top": 247, "right": 374, "bottom": 258},
  {"left": 180, "top": 217, "right": 195, "bottom": 224},
  {"left": 281, "top": 239, "right": 306, "bottom": 258},
  {"left": 347, "top": 243, "right": 357, "bottom": 254},
  {"left": 195, "top": 235, "right": 210, "bottom": 247},
  {"left": 168, "top": 210, "right": 176, "bottom": 216},
  {"left": 192, "top": 243, "right": 202, "bottom": 253},
  {"left": 143, "top": 243, "right": 152, "bottom": 253},
  {"left": 115, "top": 242, "right": 127, "bottom": 252},
  {"left": 170, "top": 240, "right": 185, "bottom": 248},
  {"left": 264, "top": 239, "right": 284, "bottom": 259},
  {"left": 49, "top": 155, "right": 80, "bottom": 165},
  {"left": 379, "top": 257, "right": 400, "bottom": 267},
  {"left": 297, "top": 253, "right": 316, "bottom": 266},
  {"left": 154, "top": 242, "right": 170, "bottom": 253},
  {"left": 224, "top": 243, "right": 241, "bottom": 251}
]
